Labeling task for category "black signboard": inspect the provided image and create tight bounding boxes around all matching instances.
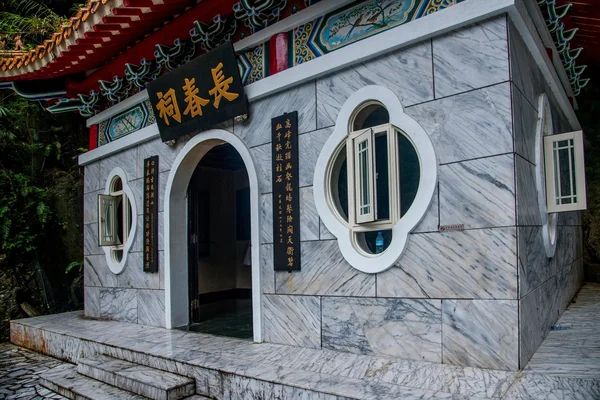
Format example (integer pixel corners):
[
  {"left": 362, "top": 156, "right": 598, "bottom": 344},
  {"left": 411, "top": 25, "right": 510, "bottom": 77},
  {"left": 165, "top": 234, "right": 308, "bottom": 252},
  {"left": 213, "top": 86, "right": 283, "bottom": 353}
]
[
  {"left": 143, "top": 156, "right": 159, "bottom": 273},
  {"left": 271, "top": 111, "right": 300, "bottom": 271},
  {"left": 147, "top": 42, "right": 248, "bottom": 142}
]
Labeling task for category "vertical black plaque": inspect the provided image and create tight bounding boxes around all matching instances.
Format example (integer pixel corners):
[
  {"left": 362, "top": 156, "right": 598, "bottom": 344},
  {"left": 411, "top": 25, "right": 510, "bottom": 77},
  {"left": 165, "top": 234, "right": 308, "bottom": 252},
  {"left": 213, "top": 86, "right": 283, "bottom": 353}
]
[
  {"left": 143, "top": 156, "right": 159, "bottom": 273},
  {"left": 271, "top": 111, "right": 300, "bottom": 271}
]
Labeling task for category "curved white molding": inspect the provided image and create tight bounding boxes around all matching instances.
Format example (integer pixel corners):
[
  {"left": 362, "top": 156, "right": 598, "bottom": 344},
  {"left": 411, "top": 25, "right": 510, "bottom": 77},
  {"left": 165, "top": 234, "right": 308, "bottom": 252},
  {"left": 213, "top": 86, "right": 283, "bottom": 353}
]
[
  {"left": 535, "top": 93, "right": 558, "bottom": 258},
  {"left": 164, "top": 129, "right": 262, "bottom": 341},
  {"left": 313, "top": 86, "right": 437, "bottom": 274},
  {"left": 102, "top": 167, "right": 137, "bottom": 274}
]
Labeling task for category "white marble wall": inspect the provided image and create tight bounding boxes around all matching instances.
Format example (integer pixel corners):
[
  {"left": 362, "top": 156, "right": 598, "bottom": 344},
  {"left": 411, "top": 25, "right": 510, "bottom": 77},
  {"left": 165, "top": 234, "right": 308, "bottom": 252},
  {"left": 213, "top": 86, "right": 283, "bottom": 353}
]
[
  {"left": 508, "top": 20, "right": 583, "bottom": 368},
  {"left": 81, "top": 14, "right": 584, "bottom": 372}
]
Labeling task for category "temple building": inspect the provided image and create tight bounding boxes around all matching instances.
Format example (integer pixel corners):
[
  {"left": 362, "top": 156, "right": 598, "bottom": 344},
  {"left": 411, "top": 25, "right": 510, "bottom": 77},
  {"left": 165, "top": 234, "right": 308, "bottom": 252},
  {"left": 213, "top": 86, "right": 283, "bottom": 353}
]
[{"left": 2, "top": 0, "right": 591, "bottom": 398}]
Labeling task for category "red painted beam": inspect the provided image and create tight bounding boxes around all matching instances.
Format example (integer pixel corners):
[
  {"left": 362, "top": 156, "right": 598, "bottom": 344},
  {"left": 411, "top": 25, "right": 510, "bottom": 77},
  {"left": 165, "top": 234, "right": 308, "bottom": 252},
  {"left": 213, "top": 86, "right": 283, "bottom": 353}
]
[
  {"left": 66, "top": 0, "right": 238, "bottom": 97},
  {"left": 269, "top": 32, "right": 289, "bottom": 75}
]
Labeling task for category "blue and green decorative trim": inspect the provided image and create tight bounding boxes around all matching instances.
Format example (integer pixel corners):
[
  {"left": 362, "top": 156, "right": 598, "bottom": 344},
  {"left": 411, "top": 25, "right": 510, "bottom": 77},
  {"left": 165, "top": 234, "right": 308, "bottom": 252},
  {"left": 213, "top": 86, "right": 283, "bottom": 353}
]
[{"left": 98, "top": 100, "right": 155, "bottom": 146}]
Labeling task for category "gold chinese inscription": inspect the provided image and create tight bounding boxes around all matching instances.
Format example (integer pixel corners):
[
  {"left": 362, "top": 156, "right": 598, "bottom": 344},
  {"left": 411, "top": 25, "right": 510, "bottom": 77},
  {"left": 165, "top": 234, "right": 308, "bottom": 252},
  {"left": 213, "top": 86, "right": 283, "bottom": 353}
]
[
  {"left": 156, "top": 89, "right": 181, "bottom": 126},
  {"left": 154, "top": 62, "right": 240, "bottom": 126},
  {"left": 272, "top": 114, "right": 299, "bottom": 270},
  {"left": 143, "top": 156, "right": 159, "bottom": 272}
]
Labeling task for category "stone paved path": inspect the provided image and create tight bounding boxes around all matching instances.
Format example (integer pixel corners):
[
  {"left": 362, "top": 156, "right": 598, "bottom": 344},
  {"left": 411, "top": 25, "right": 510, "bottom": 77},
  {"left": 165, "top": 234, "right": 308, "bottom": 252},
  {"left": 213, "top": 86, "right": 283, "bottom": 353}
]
[{"left": 0, "top": 343, "right": 67, "bottom": 400}]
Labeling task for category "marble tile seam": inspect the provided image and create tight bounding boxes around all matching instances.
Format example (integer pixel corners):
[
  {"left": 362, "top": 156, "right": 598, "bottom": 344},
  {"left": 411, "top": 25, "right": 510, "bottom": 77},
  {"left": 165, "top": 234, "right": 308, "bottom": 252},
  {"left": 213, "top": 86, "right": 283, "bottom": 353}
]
[
  {"left": 509, "top": 76, "right": 539, "bottom": 113},
  {"left": 246, "top": 123, "right": 332, "bottom": 150},
  {"left": 410, "top": 79, "right": 512, "bottom": 108},
  {"left": 266, "top": 292, "right": 520, "bottom": 301},
  {"left": 438, "top": 151, "right": 516, "bottom": 167}
]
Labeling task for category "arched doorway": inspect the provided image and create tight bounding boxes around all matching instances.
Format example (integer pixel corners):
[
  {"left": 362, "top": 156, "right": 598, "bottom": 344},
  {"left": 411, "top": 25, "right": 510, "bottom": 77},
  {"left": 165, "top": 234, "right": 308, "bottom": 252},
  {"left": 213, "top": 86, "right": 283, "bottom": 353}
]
[{"left": 164, "top": 130, "right": 262, "bottom": 342}]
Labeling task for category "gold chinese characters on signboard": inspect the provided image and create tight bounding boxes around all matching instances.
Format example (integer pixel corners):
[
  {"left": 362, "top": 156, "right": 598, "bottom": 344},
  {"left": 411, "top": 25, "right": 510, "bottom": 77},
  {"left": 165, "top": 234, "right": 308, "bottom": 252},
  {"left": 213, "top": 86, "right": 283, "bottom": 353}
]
[
  {"left": 271, "top": 112, "right": 300, "bottom": 271},
  {"left": 147, "top": 42, "right": 248, "bottom": 143},
  {"left": 143, "top": 156, "right": 159, "bottom": 273}
]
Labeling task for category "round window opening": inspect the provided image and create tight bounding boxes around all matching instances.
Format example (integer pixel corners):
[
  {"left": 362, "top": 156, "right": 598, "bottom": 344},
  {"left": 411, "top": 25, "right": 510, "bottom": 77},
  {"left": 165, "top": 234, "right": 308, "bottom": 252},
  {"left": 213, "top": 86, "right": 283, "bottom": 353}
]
[{"left": 327, "top": 102, "right": 421, "bottom": 256}]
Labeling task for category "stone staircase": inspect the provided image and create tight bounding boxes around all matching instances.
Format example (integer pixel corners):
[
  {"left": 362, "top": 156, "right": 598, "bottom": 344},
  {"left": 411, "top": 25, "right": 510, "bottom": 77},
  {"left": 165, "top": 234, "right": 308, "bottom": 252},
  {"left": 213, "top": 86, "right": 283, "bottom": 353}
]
[{"left": 39, "top": 354, "right": 209, "bottom": 400}]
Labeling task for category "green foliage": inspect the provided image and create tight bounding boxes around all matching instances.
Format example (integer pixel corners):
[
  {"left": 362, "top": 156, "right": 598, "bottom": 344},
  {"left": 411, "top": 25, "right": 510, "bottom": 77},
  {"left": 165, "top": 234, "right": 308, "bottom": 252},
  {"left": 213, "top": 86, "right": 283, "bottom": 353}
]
[{"left": 0, "top": 0, "right": 70, "bottom": 51}]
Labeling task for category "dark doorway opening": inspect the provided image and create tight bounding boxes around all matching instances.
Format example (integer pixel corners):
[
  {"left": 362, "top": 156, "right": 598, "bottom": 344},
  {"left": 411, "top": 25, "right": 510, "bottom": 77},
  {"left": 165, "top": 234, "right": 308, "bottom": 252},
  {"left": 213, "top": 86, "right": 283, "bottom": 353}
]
[{"left": 185, "top": 143, "right": 252, "bottom": 339}]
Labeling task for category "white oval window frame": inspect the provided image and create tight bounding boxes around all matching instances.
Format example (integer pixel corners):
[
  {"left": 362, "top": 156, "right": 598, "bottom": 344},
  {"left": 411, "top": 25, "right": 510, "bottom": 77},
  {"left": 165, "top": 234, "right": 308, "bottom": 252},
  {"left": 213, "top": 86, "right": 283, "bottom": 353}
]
[
  {"left": 535, "top": 93, "right": 558, "bottom": 258},
  {"left": 313, "top": 86, "right": 438, "bottom": 274},
  {"left": 103, "top": 167, "right": 137, "bottom": 274}
]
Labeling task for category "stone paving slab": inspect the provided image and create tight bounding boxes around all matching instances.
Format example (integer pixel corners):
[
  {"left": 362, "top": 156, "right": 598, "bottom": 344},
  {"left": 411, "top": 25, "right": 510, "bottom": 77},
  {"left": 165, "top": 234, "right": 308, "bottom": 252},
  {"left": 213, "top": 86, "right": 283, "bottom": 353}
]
[{"left": 0, "top": 342, "right": 67, "bottom": 400}]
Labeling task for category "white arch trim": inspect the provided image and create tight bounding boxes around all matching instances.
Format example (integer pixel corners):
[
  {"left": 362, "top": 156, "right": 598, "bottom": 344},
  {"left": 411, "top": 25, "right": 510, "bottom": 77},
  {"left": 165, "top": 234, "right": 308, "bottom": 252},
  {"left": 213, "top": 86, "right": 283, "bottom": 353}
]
[
  {"left": 103, "top": 167, "right": 137, "bottom": 275},
  {"left": 314, "top": 86, "right": 438, "bottom": 274},
  {"left": 164, "top": 129, "right": 262, "bottom": 341},
  {"left": 535, "top": 93, "right": 558, "bottom": 258}
]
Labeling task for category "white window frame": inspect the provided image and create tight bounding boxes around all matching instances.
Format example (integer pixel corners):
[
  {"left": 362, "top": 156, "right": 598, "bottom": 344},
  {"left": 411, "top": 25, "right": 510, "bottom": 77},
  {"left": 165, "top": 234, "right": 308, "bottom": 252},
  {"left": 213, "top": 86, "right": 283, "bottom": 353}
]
[
  {"left": 313, "top": 85, "right": 437, "bottom": 274},
  {"left": 544, "top": 130, "right": 587, "bottom": 213},
  {"left": 99, "top": 167, "right": 137, "bottom": 274}
]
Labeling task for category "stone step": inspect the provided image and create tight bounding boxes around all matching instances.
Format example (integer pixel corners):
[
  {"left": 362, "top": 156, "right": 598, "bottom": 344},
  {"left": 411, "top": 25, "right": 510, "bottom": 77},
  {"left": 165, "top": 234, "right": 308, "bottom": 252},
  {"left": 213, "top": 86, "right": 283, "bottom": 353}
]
[
  {"left": 77, "top": 354, "right": 195, "bottom": 400},
  {"left": 40, "top": 364, "right": 147, "bottom": 400}
]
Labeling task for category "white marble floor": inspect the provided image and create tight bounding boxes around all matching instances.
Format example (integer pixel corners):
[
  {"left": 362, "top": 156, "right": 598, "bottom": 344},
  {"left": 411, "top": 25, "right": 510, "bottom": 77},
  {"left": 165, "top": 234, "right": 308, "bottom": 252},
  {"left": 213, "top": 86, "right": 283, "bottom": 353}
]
[{"left": 9, "top": 283, "right": 600, "bottom": 399}]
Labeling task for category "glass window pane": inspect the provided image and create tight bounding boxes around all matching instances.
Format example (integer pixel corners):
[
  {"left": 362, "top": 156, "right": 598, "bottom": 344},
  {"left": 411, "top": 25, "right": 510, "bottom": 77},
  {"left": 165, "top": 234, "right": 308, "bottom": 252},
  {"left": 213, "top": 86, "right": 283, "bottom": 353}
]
[
  {"left": 358, "top": 140, "right": 370, "bottom": 215},
  {"left": 102, "top": 198, "right": 114, "bottom": 242},
  {"left": 397, "top": 132, "right": 420, "bottom": 216},
  {"left": 360, "top": 230, "right": 392, "bottom": 254},
  {"left": 337, "top": 157, "right": 349, "bottom": 219},
  {"left": 353, "top": 104, "right": 389, "bottom": 130},
  {"left": 375, "top": 134, "right": 389, "bottom": 221}
]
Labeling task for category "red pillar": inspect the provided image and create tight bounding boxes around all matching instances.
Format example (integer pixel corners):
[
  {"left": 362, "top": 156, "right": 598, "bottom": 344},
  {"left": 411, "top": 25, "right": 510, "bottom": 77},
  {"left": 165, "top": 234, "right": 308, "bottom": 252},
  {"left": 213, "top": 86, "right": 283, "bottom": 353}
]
[
  {"left": 269, "top": 32, "right": 289, "bottom": 76},
  {"left": 89, "top": 124, "right": 98, "bottom": 151}
]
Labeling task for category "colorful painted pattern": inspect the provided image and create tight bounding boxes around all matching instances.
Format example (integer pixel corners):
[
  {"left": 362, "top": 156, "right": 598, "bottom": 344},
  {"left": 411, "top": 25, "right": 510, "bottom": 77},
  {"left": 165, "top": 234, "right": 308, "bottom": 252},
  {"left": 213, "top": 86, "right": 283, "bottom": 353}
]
[
  {"left": 96, "top": 0, "right": 462, "bottom": 143},
  {"left": 293, "top": 0, "right": 462, "bottom": 64},
  {"left": 238, "top": 43, "right": 268, "bottom": 86},
  {"left": 98, "top": 100, "right": 155, "bottom": 146}
]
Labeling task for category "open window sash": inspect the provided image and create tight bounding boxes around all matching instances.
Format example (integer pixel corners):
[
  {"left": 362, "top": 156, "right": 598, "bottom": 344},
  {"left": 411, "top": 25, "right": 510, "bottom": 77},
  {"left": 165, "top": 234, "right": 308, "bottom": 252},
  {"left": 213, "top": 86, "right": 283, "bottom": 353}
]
[
  {"left": 98, "top": 194, "right": 119, "bottom": 246},
  {"left": 352, "top": 128, "right": 377, "bottom": 224},
  {"left": 544, "top": 130, "right": 587, "bottom": 213}
]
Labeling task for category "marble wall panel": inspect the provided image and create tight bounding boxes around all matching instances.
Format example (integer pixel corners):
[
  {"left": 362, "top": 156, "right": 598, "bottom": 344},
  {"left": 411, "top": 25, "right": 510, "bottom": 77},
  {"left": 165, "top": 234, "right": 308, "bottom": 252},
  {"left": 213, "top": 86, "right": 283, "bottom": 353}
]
[
  {"left": 99, "top": 288, "right": 138, "bottom": 323},
  {"left": 84, "top": 223, "right": 103, "bottom": 256},
  {"left": 508, "top": 21, "right": 544, "bottom": 109},
  {"left": 433, "top": 16, "right": 509, "bottom": 98},
  {"left": 118, "top": 252, "right": 160, "bottom": 290},
  {"left": 263, "top": 294, "right": 321, "bottom": 349},
  {"left": 84, "top": 254, "right": 118, "bottom": 288},
  {"left": 84, "top": 162, "right": 101, "bottom": 194},
  {"left": 137, "top": 289, "right": 166, "bottom": 328},
  {"left": 136, "top": 137, "right": 182, "bottom": 178},
  {"left": 83, "top": 190, "right": 100, "bottom": 224},
  {"left": 250, "top": 143, "right": 271, "bottom": 194},
  {"left": 518, "top": 226, "right": 555, "bottom": 298},
  {"left": 316, "top": 42, "right": 433, "bottom": 129},
  {"left": 442, "top": 299, "right": 518, "bottom": 371},
  {"left": 556, "top": 226, "right": 576, "bottom": 269},
  {"left": 512, "top": 84, "right": 538, "bottom": 165},
  {"left": 405, "top": 83, "right": 512, "bottom": 165},
  {"left": 558, "top": 211, "right": 580, "bottom": 226},
  {"left": 261, "top": 193, "right": 273, "bottom": 244},
  {"left": 235, "top": 82, "right": 317, "bottom": 148},
  {"left": 322, "top": 297, "right": 442, "bottom": 363},
  {"left": 100, "top": 147, "right": 138, "bottom": 182},
  {"left": 319, "top": 220, "right": 335, "bottom": 240},
  {"left": 299, "top": 127, "right": 333, "bottom": 188},
  {"left": 377, "top": 228, "right": 517, "bottom": 299},
  {"left": 412, "top": 186, "right": 439, "bottom": 233},
  {"left": 300, "top": 186, "right": 319, "bottom": 241},
  {"left": 519, "top": 277, "right": 559, "bottom": 368},
  {"left": 261, "top": 244, "right": 275, "bottom": 294},
  {"left": 515, "top": 155, "right": 542, "bottom": 226},
  {"left": 276, "top": 240, "right": 375, "bottom": 297},
  {"left": 84, "top": 286, "right": 100, "bottom": 318},
  {"left": 439, "top": 154, "right": 515, "bottom": 229}
]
